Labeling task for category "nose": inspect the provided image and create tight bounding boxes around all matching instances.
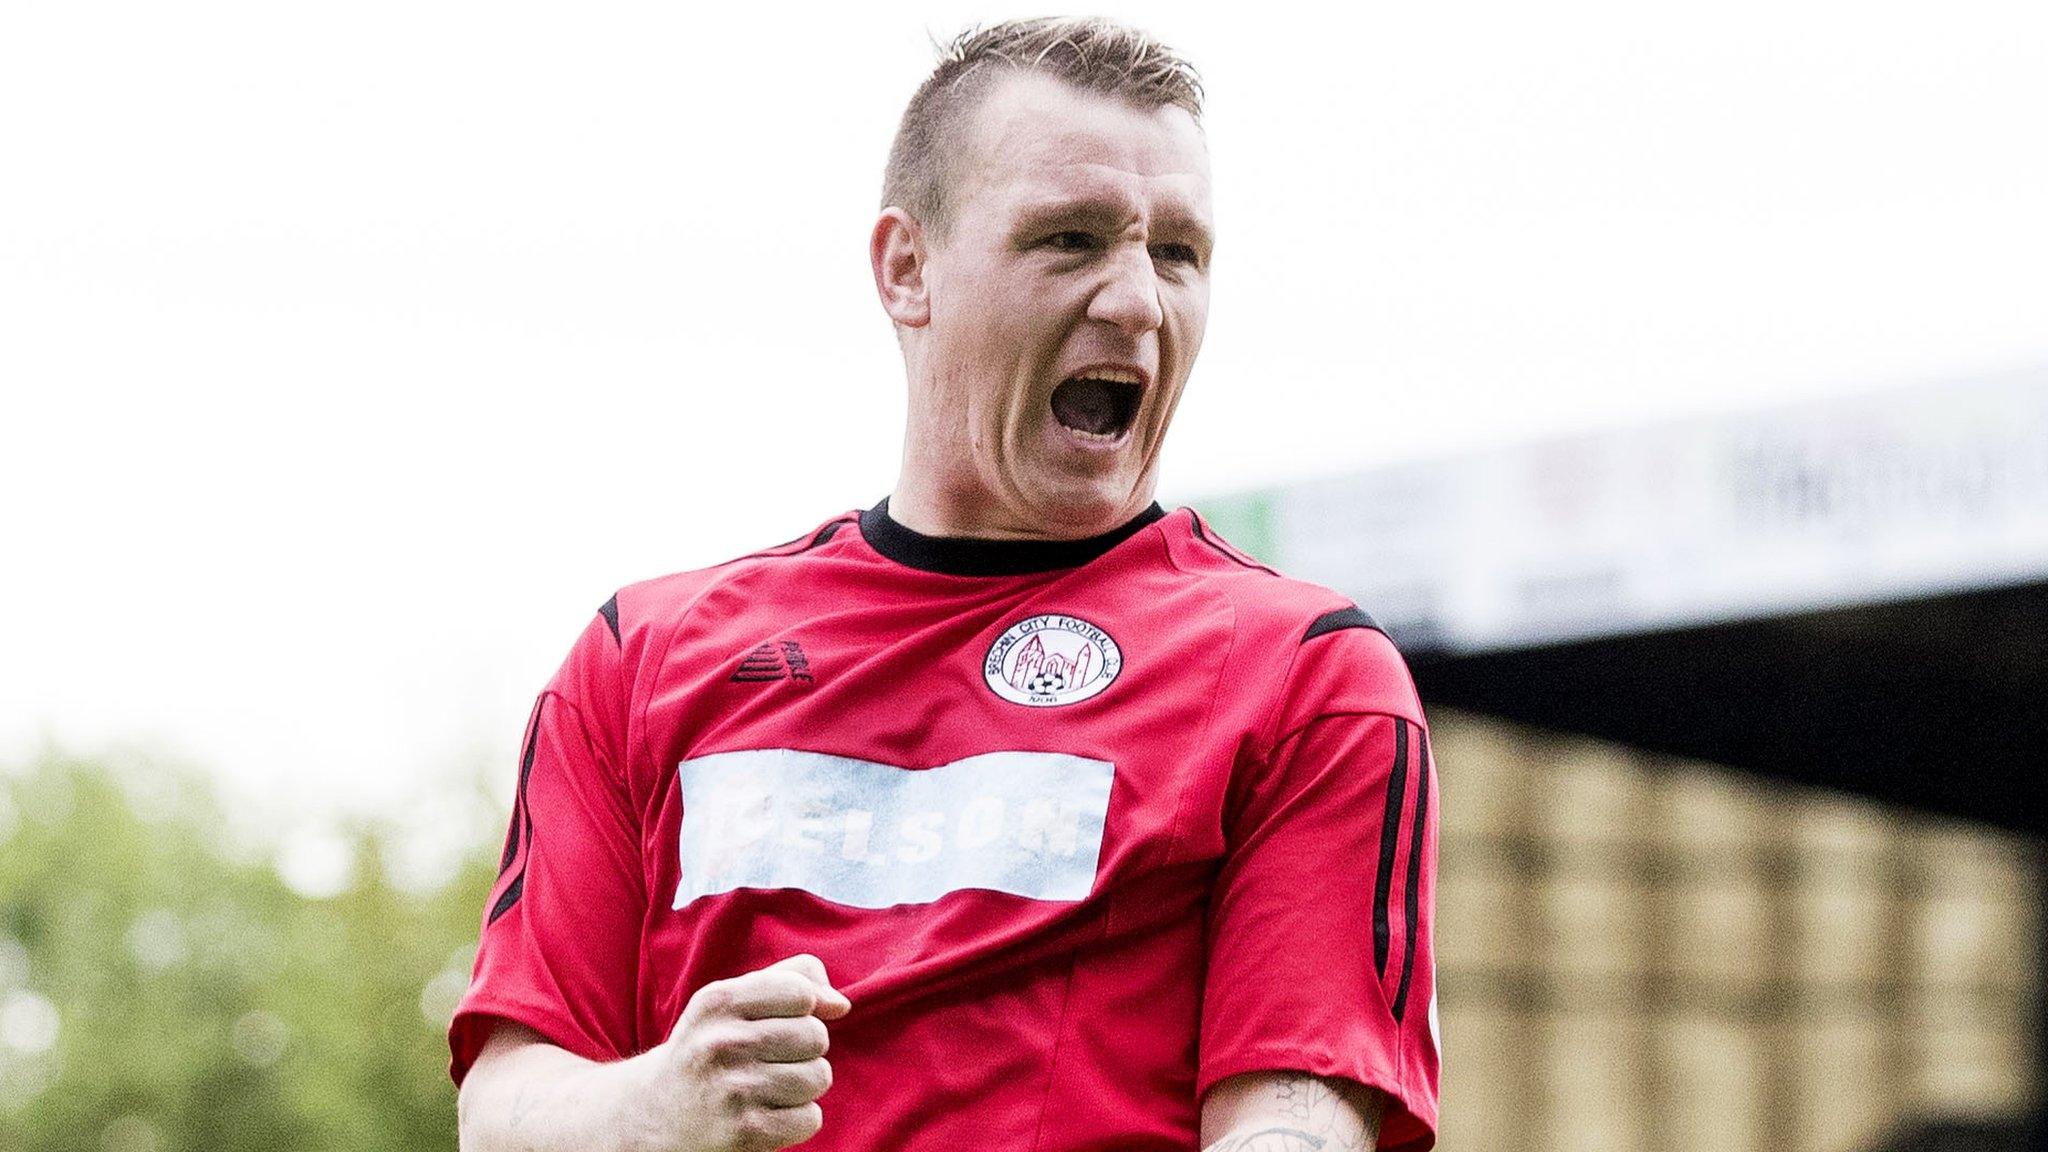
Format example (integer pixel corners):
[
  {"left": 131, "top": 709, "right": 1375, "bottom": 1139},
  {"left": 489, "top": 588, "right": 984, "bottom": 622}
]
[{"left": 1085, "top": 245, "right": 1164, "bottom": 337}]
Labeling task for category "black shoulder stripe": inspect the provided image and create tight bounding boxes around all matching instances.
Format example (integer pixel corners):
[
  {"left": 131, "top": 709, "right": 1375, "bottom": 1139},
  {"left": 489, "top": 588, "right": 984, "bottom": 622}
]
[
  {"left": 738, "top": 515, "right": 856, "bottom": 564},
  {"left": 1372, "top": 717, "right": 1409, "bottom": 979},
  {"left": 598, "top": 595, "right": 621, "bottom": 646},
  {"left": 1392, "top": 727, "right": 1432, "bottom": 1023},
  {"left": 1304, "top": 606, "right": 1382, "bottom": 643},
  {"left": 1187, "top": 511, "right": 1282, "bottom": 577},
  {"left": 783, "top": 515, "right": 851, "bottom": 554}
]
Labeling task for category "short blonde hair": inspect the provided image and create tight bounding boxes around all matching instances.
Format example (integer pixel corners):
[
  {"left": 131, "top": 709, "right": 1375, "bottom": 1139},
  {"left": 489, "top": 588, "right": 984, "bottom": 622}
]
[{"left": 881, "top": 17, "right": 1205, "bottom": 238}]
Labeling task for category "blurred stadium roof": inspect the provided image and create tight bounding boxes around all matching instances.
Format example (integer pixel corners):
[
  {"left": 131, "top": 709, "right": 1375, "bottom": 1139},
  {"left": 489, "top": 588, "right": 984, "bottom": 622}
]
[{"left": 1204, "top": 367, "right": 2048, "bottom": 835}]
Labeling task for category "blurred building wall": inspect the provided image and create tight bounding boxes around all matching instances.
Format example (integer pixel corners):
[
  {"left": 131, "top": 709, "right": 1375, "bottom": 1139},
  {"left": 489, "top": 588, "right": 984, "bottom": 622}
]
[{"left": 1429, "top": 710, "right": 2040, "bottom": 1152}]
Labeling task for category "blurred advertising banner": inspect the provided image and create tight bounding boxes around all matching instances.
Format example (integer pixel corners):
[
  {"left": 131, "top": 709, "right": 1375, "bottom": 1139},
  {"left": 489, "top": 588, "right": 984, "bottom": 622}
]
[{"left": 1206, "top": 368, "right": 2048, "bottom": 656}]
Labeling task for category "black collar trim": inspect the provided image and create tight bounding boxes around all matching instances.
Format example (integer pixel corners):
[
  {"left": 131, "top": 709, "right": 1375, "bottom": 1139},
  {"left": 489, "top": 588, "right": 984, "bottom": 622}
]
[{"left": 859, "top": 498, "right": 1166, "bottom": 576}]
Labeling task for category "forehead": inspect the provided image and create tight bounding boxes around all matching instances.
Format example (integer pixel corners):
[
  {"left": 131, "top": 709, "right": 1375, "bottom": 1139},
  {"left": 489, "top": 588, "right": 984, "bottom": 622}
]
[{"left": 956, "top": 72, "right": 1212, "bottom": 226}]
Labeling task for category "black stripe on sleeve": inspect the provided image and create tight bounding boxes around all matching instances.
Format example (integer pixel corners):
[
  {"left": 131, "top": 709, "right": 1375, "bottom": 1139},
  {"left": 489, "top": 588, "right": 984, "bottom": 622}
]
[
  {"left": 1303, "top": 606, "right": 1382, "bottom": 643},
  {"left": 1372, "top": 717, "right": 1410, "bottom": 978},
  {"left": 495, "top": 804, "right": 520, "bottom": 876},
  {"left": 496, "top": 699, "right": 544, "bottom": 875},
  {"left": 1392, "top": 728, "right": 1432, "bottom": 1022},
  {"left": 489, "top": 872, "right": 525, "bottom": 925},
  {"left": 598, "top": 595, "right": 621, "bottom": 646},
  {"left": 490, "top": 698, "right": 545, "bottom": 924},
  {"left": 490, "top": 804, "right": 535, "bottom": 926}
]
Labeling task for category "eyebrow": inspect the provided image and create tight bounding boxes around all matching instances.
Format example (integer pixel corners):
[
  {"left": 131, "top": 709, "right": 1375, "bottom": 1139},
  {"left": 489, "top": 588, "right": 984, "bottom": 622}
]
[
  {"left": 1012, "top": 194, "right": 1214, "bottom": 251},
  {"left": 1013, "top": 196, "right": 1130, "bottom": 233}
]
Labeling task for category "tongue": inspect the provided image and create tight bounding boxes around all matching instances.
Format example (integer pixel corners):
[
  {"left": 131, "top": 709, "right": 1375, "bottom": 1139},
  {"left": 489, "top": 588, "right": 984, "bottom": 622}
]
[{"left": 1051, "top": 378, "right": 1121, "bottom": 435}]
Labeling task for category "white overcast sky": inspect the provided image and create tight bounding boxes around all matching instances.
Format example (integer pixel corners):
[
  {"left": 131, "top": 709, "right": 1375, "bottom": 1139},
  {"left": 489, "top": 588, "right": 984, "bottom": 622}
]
[{"left": 4, "top": 1, "right": 2046, "bottom": 829}]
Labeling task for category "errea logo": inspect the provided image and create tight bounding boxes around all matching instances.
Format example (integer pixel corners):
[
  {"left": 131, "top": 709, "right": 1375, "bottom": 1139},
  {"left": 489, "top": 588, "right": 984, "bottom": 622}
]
[
  {"left": 731, "top": 640, "right": 813, "bottom": 684},
  {"left": 984, "top": 614, "right": 1121, "bottom": 707}
]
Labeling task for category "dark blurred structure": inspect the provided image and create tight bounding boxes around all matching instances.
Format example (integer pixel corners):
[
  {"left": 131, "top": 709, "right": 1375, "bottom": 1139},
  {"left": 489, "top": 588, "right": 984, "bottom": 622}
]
[
  {"left": 1204, "top": 368, "right": 2047, "bottom": 1151},
  {"left": 1876, "top": 1117, "right": 2032, "bottom": 1152},
  {"left": 1417, "top": 579, "right": 2045, "bottom": 834}
]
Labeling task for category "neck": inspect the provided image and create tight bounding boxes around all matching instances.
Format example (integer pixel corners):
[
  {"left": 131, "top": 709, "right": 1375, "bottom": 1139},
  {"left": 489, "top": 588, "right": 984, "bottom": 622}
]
[
  {"left": 886, "top": 469, "right": 1068, "bottom": 541},
  {"left": 894, "top": 477, "right": 1160, "bottom": 543}
]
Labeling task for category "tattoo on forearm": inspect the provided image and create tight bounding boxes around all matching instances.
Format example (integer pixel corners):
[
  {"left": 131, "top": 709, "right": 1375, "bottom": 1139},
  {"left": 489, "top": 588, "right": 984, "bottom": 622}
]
[
  {"left": 1211, "top": 1074, "right": 1384, "bottom": 1152},
  {"left": 1206, "top": 1128, "right": 1326, "bottom": 1152},
  {"left": 508, "top": 1080, "right": 554, "bottom": 1130},
  {"left": 1276, "top": 1076, "right": 1329, "bottom": 1120}
]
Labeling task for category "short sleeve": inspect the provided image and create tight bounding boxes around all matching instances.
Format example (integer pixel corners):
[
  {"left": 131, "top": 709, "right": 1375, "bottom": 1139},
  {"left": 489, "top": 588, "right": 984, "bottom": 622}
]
[
  {"left": 448, "top": 606, "right": 646, "bottom": 1086},
  {"left": 1199, "top": 623, "right": 1442, "bottom": 1152}
]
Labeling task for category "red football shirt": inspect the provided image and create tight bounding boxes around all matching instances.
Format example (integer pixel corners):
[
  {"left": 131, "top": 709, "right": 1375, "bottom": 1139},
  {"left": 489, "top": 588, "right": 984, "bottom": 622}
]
[{"left": 451, "top": 502, "right": 1441, "bottom": 1151}]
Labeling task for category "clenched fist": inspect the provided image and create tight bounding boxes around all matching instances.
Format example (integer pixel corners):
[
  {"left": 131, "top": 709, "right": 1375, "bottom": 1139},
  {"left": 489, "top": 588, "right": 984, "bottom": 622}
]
[{"left": 646, "top": 953, "right": 852, "bottom": 1152}]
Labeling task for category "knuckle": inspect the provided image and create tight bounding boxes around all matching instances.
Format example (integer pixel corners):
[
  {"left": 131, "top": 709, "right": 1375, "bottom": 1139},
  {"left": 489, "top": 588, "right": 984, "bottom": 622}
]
[
  {"left": 689, "top": 1025, "right": 747, "bottom": 1070},
  {"left": 733, "top": 1113, "right": 776, "bottom": 1152},
  {"left": 671, "top": 1024, "right": 719, "bottom": 1067},
  {"left": 690, "top": 980, "right": 736, "bottom": 1016},
  {"left": 764, "top": 974, "right": 815, "bottom": 1015},
  {"left": 802, "top": 1016, "right": 831, "bottom": 1052},
  {"left": 716, "top": 1076, "right": 753, "bottom": 1113}
]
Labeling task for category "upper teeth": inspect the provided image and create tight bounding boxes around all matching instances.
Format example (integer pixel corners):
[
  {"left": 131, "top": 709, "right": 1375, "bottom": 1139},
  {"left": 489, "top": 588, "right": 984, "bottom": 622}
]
[{"left": 1080, "top": 368, "right": 1143, "bottom": 386}]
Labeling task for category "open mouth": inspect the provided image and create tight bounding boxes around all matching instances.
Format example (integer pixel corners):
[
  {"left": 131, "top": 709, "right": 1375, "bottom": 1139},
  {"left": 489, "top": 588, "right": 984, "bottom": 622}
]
[{"left": 1050, "top": 374, "right": 1144, "bottom": 440}]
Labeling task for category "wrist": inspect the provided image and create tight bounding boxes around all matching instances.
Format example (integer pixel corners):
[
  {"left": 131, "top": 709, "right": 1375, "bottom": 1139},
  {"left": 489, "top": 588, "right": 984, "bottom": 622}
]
[{"left": 610, "top": 1044, "right": 682, "bottom": 1152}]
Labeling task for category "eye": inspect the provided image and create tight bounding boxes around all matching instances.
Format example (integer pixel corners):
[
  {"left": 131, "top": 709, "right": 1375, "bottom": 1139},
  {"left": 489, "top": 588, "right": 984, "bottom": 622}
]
[
  {"left": 1151, "top": 242, "right": 1201, "bottom": 267},
  {"left": 1043, "top": 231, "right": 1098, "bottom": 252}
]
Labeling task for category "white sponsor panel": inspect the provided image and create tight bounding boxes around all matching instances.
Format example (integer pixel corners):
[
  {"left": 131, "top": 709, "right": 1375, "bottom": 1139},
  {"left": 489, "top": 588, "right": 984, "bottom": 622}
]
[{"left": 674, "top": 748, "right": 1115, "bottom": 911}]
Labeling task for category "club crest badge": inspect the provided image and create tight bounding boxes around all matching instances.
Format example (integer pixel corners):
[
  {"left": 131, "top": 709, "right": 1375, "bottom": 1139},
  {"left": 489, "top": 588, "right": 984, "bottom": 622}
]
[{"left": 984, "top": 614, "right": 1122, "bottom": 707}]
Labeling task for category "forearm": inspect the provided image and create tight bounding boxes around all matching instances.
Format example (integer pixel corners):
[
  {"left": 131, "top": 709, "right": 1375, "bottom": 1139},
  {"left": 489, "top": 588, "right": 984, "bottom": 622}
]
[
  {"left": 1200, "top": 1071, "right": 1385, "bottom": 1152},
  {"left": 457, "top": 1027, "right": 663, "bottom": 1152}
]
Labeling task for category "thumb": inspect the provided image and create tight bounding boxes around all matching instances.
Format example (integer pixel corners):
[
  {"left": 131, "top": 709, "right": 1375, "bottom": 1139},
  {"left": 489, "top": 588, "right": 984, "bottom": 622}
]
[{"left": 768, "top": 953, "right": 853, "bottom": 1020}]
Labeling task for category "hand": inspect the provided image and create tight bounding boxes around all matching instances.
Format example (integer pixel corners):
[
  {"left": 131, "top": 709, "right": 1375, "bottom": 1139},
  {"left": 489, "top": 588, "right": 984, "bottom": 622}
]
[{"left": 646, "top": 953, "right": 853, "bottom": 1152}]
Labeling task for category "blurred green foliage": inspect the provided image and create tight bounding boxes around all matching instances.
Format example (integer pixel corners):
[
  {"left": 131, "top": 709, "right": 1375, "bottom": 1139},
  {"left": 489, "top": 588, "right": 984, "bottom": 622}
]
[{"left": 0, "top": 751, "right": 502, "bottom": 1151}]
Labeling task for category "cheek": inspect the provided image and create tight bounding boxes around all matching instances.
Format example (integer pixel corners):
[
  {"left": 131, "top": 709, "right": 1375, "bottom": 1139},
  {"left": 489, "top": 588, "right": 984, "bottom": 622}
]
[
  {"left": 939, "top": 271, "right": 1043, "bottom": 353},
  {"left": 1170, "top": 279, "right": 1211, "bottom": 333},
  {"left": 1162, "top": 298, "right": 1209, "bottom": 366}
]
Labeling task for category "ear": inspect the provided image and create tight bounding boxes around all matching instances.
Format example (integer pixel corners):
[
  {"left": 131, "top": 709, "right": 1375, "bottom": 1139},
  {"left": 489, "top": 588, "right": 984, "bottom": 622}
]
[{"left": 871, "top": 207, "right": 931, "bottom": 328}]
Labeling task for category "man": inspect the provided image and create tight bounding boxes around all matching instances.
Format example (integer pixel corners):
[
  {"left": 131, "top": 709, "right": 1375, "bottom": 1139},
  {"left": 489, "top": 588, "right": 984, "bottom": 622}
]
[{"left": 451, "top": 18, "right": 1440, "bottom": 1152}]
